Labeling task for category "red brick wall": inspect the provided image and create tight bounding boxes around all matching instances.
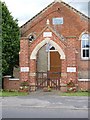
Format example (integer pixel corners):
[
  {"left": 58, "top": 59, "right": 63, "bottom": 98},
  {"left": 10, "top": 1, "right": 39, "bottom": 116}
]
[
  {"left": 3, "top": 77, "right": 20, "bottom": 90},
  {"left": 20, "top": 38, "right": 29, "bottom": 67},
  {"left": 78, "top": 81, "right": 90, "bottom": 91},
  {"left": 19, "top": 38, "right": 29, "bottom": 82},
  {"left": 21, "top": 2, "right": 88, "bottom": 37},
  {"left": 3, "top": 77, "right": 90, "bottom": 91},
  {"left": 19, "top": 1, "right": 89, "bottom": 91}
]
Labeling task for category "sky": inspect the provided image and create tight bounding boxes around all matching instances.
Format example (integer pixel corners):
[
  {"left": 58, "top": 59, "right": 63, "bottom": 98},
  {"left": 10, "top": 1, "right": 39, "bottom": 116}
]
[{"left": 1, "top": 0, "right": 90, "bottom": 26}]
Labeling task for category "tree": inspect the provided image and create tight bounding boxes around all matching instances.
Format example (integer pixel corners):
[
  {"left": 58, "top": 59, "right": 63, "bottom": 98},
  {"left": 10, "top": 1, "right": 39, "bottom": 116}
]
[
  {"left": 2, "top": 2, "right": 20, "bottom": 77},
  {"left": 0, "top": 1, "right": 2, "bottom": 88}
]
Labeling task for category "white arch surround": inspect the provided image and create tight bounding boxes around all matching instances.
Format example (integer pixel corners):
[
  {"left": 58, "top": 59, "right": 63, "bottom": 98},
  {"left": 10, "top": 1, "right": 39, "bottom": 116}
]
[
  {"left": 79, "top": 31, "right": 89, "bottom": 40},
  {"left": 30, "top": 38, "right": 65, "bottom": 59}
]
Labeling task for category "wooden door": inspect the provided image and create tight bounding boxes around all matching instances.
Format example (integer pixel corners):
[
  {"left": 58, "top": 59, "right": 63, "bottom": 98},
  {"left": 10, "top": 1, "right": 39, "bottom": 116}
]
[
  {"left": 50, "top": 51, "right": 61, "bottom": 72},
  {"left": 47, "top": 51, "right": 61, "bottom": 89}
]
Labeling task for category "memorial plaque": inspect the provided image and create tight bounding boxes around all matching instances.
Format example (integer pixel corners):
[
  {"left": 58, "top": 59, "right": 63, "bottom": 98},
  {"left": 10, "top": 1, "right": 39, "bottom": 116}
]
[
  {"left": 67, "top": 67, "right": 76, "bottom": 72},
  {"left": 21, "top": 67, "right": 29, "bottom": 72},
  {"left": 53, "top": 17, "right": 63, "bottom": 25},
  {"left": 43, "top": 32, "right": 52, "bottom": 37}
]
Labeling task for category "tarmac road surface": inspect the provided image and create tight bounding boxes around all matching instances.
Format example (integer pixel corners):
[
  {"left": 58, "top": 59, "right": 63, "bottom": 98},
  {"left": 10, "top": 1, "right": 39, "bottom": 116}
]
[{"left": 1, "top": 90, "right": 89, "bottom": 118}]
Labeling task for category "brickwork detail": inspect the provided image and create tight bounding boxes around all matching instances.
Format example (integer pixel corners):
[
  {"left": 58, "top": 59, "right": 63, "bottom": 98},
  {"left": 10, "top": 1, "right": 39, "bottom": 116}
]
[
  {"left": 19, "top": 1, "right": 89, "bottom": 91},
  {"left": 4, "top": 1, "right": 90, "bottom": 91}
]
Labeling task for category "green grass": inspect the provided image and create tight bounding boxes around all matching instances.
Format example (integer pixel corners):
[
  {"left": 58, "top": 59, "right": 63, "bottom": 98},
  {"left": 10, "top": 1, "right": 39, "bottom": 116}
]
[
  {"left": 60, "top": 91, "right": 90, "bottom": 96},
  {"left": 0, "top": 90, "right": 90, "bottom": 97},
  {"left": 0, "top": 91, "right": 28, "bottom": 97}
]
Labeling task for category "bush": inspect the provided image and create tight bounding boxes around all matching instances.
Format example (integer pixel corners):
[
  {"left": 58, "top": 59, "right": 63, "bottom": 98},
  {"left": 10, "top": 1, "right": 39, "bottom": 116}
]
[
  {"left": 67, "top": 80, "right": 75, "bottom": 87},
  {"left": 67, "top": 80, "right": 77, "bottom": 92},
  {"left": 19, "top": 80, "right": 29, "bottom": 92},
  {"left": 20, "top": 80, "right": 29, "bottom": 86}
]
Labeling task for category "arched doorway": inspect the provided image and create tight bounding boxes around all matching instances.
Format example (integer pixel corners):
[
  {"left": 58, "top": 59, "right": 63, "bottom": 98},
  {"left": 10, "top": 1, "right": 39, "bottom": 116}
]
[
  {"left": 36, "top": 44, "right": 61, "bottom": 90},
  {"left": 30, "top": 38, "right": 66, "bottom": 91}
]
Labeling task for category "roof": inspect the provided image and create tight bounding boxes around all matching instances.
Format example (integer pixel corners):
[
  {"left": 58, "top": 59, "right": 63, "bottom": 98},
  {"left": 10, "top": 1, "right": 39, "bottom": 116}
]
[{"left": 20, "top": 0, "right": 90, "bottom": 28}]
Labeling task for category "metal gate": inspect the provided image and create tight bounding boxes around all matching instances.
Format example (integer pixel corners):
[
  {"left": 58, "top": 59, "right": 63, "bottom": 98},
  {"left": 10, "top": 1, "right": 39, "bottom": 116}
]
[{"left": 36, "top": 72, "right": 61, "bottom": 90}]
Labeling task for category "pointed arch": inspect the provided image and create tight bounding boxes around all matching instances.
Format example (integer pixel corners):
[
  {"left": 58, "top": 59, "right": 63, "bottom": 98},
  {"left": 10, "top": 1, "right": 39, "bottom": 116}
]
[{"left": 30, "top": 38, "right": 65, "bottom": 59}]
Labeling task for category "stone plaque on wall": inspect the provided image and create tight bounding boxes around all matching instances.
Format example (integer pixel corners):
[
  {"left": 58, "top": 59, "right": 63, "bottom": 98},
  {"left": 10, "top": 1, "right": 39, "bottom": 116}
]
[
  {"left": 43, "top": 32, "right": 52, "bottom": 37},
  {"left": 53, "top": 17, "right": 63, "bottom": 25},
  {"left": 20, "top": 67, "right": 29, "bottom": 72},
  {"left": 67, "top": 67, "right": 76, "bottom": 72}
]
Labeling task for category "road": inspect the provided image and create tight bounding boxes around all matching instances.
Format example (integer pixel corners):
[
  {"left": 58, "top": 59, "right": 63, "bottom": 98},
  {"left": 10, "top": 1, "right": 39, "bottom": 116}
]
[
  {"left": 1, "top": 90, "right": 89, "bottom": 118},
  {"left": 2, "top": 106, "right": 88, "bottom": 118}
]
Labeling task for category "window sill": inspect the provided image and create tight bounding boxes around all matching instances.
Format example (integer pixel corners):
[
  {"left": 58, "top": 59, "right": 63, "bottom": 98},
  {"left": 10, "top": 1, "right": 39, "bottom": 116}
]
[{"left": 81, "top": 57, "right": 90, "bottom": 61}]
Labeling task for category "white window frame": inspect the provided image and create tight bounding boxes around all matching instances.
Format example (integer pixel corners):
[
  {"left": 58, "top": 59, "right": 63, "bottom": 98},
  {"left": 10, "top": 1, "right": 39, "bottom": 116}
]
[{"left": 81, "top": 33, "right": 90, "bottom": 60}]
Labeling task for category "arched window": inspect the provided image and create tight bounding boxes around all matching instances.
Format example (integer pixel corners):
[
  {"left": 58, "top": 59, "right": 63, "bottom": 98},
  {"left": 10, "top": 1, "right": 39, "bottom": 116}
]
[
  {"left": 50, "top": 46, "right": 55, "bottom": 50},
  {"left": 46, "top": 43, "right": 57, "bottom": 52},
  {"left": 81, "top": 33, "right": 90, "bottom": 59}
]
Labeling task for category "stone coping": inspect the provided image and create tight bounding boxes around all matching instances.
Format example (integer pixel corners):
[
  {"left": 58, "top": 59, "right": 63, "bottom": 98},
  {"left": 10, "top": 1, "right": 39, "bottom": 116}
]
[
  {"left": 9, "top": 78, "right": 19, "bottom": 81},
  {"left": 3, "top": 75, "right": 11, "bottom": 78},
  {"left": 78, "top": 79, "right": 90, "bottom": 82}
]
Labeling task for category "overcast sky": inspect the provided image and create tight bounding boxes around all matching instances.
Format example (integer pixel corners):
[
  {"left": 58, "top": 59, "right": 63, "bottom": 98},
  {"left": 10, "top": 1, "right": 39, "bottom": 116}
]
[{"left": 1, "top": 0, "right": 89, "bottom": 26}]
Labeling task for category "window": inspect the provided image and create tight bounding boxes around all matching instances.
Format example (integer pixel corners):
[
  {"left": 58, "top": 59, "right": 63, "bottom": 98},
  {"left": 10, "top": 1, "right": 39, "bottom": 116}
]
[
  {"left": 29, "top": 35, "right": 35, "bottom": 41},
  {"left": 81, "top": 33, "right": 90, "bottom": 59},
  {"left": 28, "top": 33, "right": 36, "bottom": 42},
  {"left": 46, "top": 43, "right": 56, "bottom": 52},
  {"left": 50, "top": 46, "right": 55, "bottom": 50}
]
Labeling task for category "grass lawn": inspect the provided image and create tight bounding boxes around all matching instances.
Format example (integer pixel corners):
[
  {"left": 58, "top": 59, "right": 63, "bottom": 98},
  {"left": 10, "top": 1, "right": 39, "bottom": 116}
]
[
  {"left": 0, "top": 91, "right": 28, "bottom": 97},
  {"left": 60, "top": 91, "right": 90, "bottom": 96},
  {"left": 0, "top": 90, "right": 90, "bottom": 97}
]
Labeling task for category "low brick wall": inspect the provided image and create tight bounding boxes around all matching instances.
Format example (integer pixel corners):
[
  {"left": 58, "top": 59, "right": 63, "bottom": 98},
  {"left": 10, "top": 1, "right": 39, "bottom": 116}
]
[
  {"left": 78, "top": 79, "right": 90, "bottom": 91},
  {"left": 60, "top": 80, "right": 90, "bottom": 92},
  {"left": 3, "top": 76, "right": 20, "bottom": 90},
  {"left": 3, "top": 76, "right": 90, "bottom": 92}
]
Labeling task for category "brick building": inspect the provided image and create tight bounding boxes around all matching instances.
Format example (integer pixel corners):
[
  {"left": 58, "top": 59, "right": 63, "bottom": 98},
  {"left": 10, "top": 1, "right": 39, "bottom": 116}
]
[{"left": 4, "top": 0, "right": 90, "bottom": 91}]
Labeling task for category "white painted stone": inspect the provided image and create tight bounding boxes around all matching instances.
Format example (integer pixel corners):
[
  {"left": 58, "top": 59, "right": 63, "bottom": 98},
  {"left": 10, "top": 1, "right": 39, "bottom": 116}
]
[
  {"left": 54, "top": 0, "right": 62, "bottom": 2},
  {"left": 43, "top": 32, "right": 52, "bottom": 37},
  {"left": 20, "top": 67, "right": 29, "bottom": 72},
  {"left": 30, "top": 38, "right": 65, "bottom": 59},
  {"left": 67, "top": 67, "right": 76, "bottom": 72},
  {"left": 9, "top": 78, "right": 19, "bottom": 81},
  {"left": 46, "top": 19, "right": 50, "bottom": 25},
  {"left": 78, "top": 79, "right": 90, "bottom": 81}
]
